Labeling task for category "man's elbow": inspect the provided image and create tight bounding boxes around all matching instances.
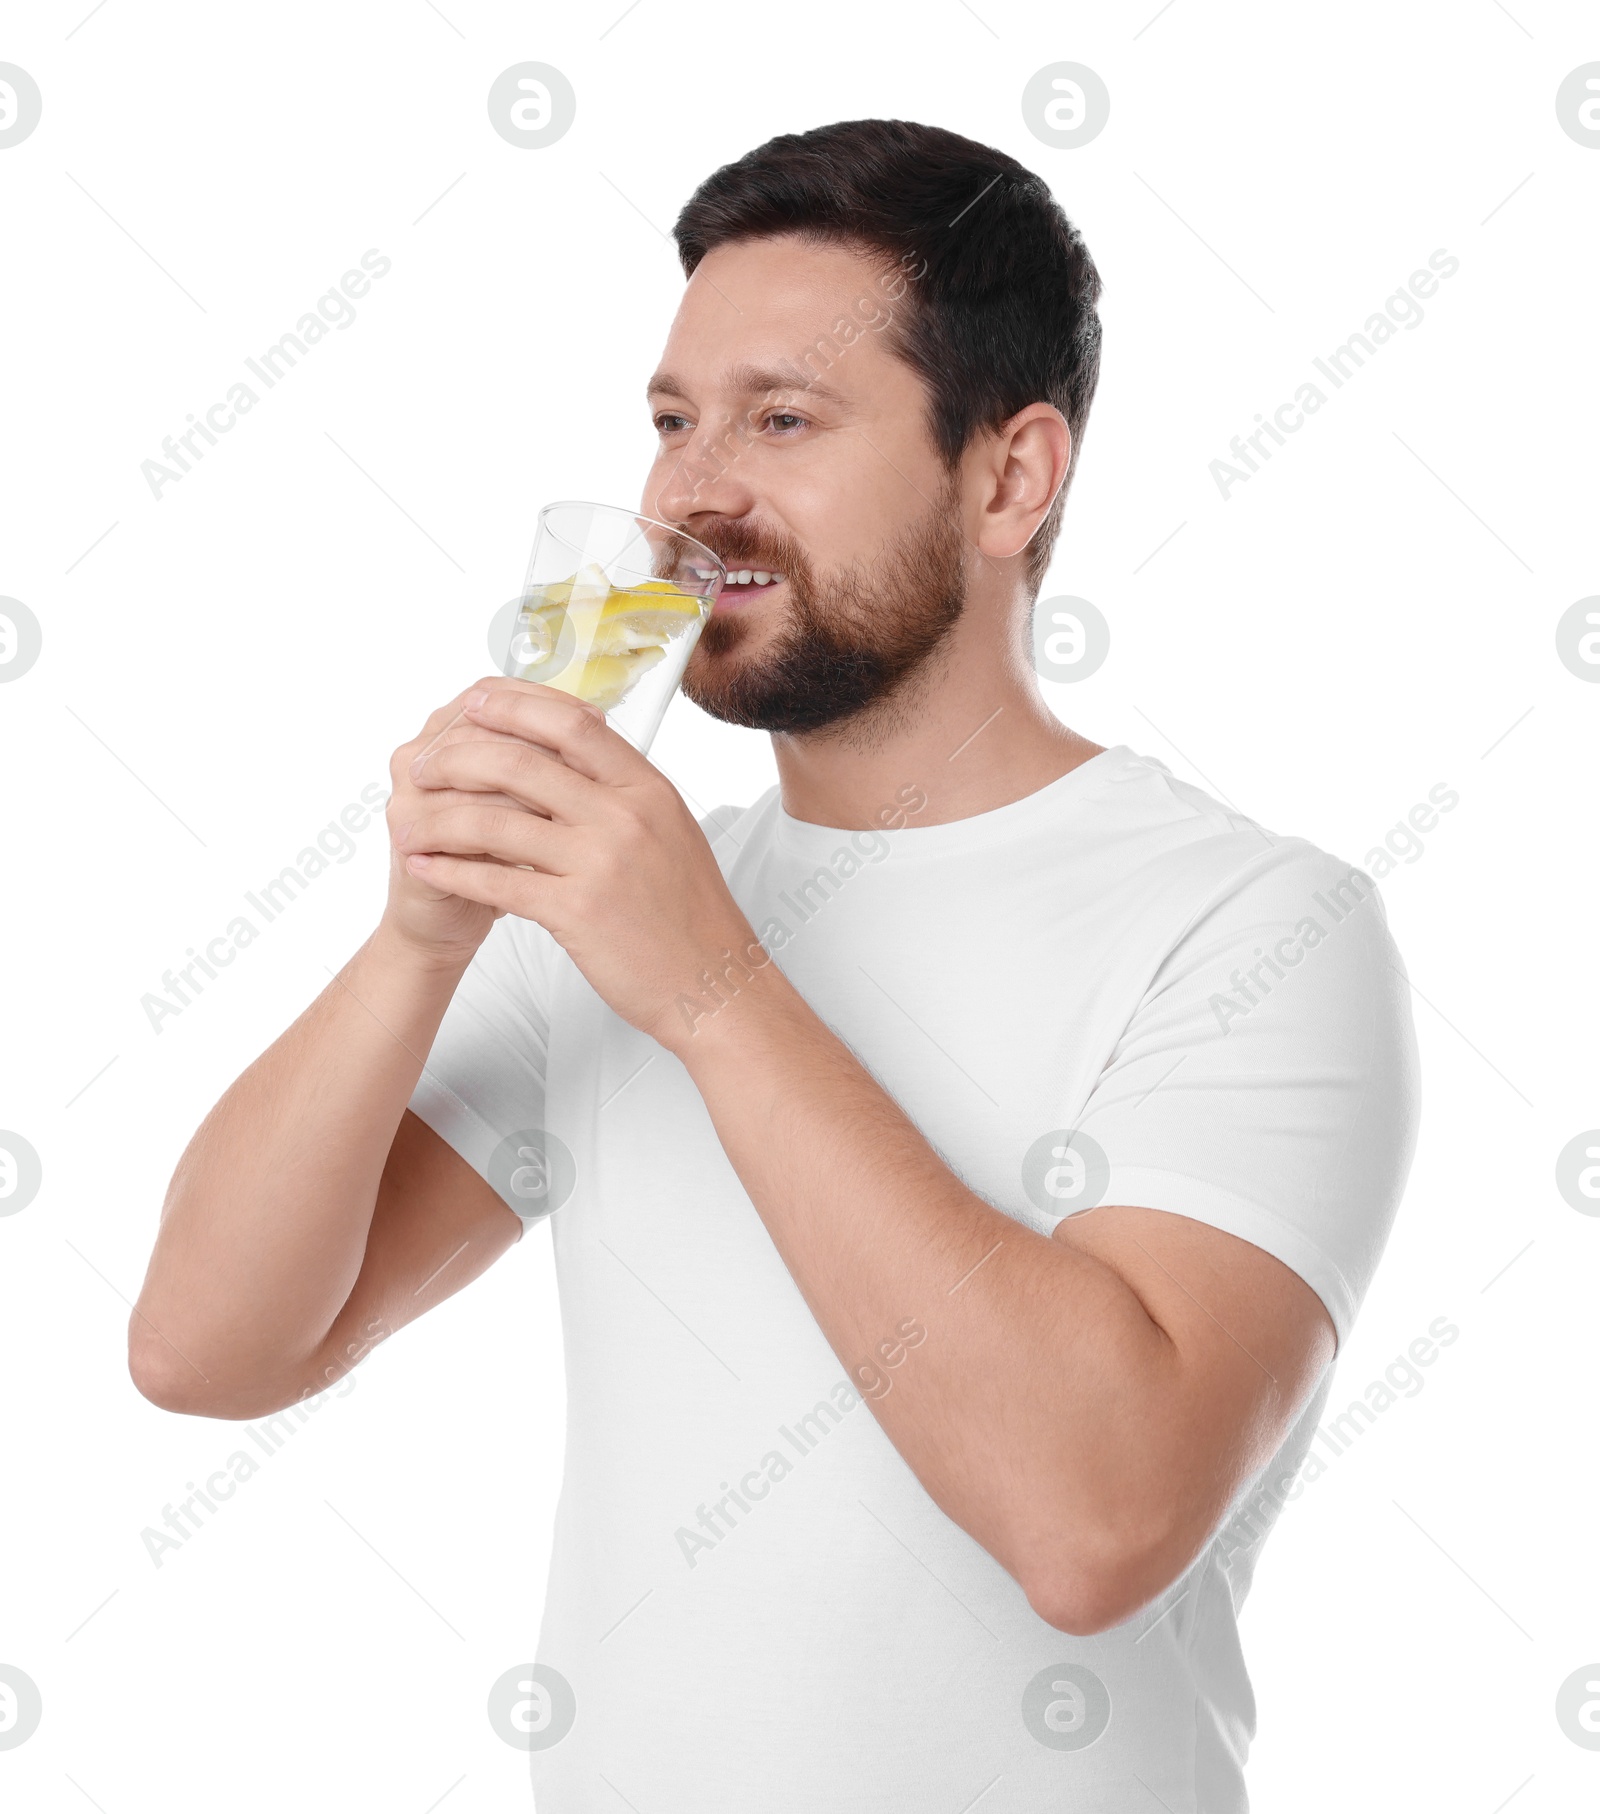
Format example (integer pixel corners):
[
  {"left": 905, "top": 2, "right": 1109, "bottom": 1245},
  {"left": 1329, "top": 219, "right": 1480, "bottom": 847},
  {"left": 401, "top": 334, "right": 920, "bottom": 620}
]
[
  {"left": 127, "top": 1316, "right": 298, "bottom": 1421},
  {"left": 1022, "top": 1526, "right": 1186, "bottom": 1637},
  {"left": 128, "top": 1342, "right": 221, "bottom": 1418},
  {"left": 1024, "top": 1570, "right": 1136, "bottom": 1638}
]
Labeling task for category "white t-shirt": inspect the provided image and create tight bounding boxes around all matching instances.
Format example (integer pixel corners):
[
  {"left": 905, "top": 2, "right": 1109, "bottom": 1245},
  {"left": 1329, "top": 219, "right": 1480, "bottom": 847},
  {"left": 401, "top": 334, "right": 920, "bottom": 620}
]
[{"left": 408, "top": 743, "right": 1420, "bottom": 1811}]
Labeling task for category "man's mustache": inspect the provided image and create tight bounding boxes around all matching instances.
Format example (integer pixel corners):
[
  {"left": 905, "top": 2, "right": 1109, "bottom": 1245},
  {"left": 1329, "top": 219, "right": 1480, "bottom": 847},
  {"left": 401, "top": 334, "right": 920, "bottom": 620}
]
[{"left": 665, "top": 526, "right": 801, "bottom": 577}]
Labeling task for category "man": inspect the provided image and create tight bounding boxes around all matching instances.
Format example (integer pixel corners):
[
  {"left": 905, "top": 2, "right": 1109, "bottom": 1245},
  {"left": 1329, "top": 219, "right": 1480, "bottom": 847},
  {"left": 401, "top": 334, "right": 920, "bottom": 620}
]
[{"left": 132, "top": 119, "right": 1420, "bottom": 1809}]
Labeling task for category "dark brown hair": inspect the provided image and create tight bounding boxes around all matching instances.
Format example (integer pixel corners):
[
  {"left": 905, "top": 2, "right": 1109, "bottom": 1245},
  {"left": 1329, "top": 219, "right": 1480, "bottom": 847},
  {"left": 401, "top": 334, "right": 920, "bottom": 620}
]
[{"left": 672, "top": 118, "right": 1103, "bottom": 597}]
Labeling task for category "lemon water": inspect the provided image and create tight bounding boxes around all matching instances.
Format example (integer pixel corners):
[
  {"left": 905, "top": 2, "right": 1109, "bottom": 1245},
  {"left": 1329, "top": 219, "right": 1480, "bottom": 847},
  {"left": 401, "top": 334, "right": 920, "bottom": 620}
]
[{"left": 509, "top": 561, "right": 707, "bottom": 711}]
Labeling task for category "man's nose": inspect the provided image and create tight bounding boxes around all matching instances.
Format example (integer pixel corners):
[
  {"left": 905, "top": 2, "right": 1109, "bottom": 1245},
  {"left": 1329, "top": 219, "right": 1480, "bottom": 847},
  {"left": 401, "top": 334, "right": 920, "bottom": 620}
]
[{"left": 649, "top": 410, "right": 758, "bottom": 522}]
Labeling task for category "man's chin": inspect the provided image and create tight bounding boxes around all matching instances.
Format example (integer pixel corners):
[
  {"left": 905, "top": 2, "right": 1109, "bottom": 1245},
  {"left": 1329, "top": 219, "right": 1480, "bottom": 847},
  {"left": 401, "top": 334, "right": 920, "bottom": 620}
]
[
  {"left": 679, "top": 628, "right": 781, "bottom": 726},
  {"left": 677, "top": 678, "right": 790, "bottom": 732},
  {"left": 681, "top": 664, "right": 820, "bottom": 734},
  {"left": 680, "top": 661, "right": 880, "bottom": 736}
]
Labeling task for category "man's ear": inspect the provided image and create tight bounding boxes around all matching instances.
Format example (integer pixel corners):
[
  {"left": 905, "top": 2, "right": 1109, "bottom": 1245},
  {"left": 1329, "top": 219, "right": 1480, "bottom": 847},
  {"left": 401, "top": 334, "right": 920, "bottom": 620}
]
[{"left": 977, "top": 404, "right": 1072, "bottom": 562}]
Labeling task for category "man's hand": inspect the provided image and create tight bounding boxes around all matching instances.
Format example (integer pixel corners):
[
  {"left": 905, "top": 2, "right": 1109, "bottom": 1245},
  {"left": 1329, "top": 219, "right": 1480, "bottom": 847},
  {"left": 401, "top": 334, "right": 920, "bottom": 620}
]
[
  {"left": 393, "top": 675, "right": 767, "bottom": 1050},
  {"left": 379, "top": 679, "right": 556, "bottom": 968}
]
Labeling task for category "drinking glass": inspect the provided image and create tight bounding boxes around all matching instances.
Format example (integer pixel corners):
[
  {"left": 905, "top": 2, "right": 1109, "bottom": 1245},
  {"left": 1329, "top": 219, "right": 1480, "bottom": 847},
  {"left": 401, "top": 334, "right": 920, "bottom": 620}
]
[{"left": 501, "top": 500, "right": 725, "bottom": 754}]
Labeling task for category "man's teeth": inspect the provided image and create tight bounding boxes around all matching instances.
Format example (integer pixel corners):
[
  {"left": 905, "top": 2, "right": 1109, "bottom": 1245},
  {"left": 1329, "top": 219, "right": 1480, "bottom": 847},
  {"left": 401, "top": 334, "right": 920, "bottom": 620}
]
[{"left": 687, "top": 563, "right": 783, "bottom": 587}]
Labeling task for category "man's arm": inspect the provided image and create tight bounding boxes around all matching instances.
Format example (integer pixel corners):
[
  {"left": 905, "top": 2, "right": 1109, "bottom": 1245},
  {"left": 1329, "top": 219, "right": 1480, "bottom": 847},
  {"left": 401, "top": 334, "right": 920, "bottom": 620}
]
[
  {"left": 129, "top": 684, "right": 543, "bottom": 1420},
  {"left": 392, "top": 679, "right": 1340, "bottom": 1636},
  {"left": 128, "top": 928, "right": 522, "bottom": 1421},
  {"left": 672, "top": 962, "right": 1335, "bottom": 1635}
]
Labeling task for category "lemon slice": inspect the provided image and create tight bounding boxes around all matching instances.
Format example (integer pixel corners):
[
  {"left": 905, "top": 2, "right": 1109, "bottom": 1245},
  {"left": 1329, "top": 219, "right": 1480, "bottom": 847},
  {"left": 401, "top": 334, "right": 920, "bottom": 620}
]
[
  {"left": 571, "top": 644, "right": 668, "bottom": 710},
  {"left": 511, "top": 568, "right": 704, "bottom": 709},
  {"left": 597, "top": 578, "right": 704, "bottom": 632}
]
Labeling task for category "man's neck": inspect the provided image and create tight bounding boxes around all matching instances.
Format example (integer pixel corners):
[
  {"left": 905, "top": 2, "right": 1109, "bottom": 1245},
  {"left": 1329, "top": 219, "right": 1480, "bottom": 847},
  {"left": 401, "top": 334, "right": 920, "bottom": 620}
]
[{"left": 769, "top": 607, "right": 1105, "bottom": 832}]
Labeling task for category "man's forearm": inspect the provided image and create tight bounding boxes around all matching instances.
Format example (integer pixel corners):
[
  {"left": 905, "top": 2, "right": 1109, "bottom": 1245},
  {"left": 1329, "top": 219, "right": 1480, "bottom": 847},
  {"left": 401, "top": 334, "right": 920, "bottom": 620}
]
[
  {"left": 671, "top": 956, "right": 1183, "bottom": 1618},
  {"left": 130, "top": 920, "right": 472, "bottom": 1408}
]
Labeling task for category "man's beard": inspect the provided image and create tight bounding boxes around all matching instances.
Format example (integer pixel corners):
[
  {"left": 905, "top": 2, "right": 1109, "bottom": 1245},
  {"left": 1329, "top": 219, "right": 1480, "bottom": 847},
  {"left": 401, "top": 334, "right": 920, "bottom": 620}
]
[{"left": 677, "top": 474, "right": 969, "bottom": 738}]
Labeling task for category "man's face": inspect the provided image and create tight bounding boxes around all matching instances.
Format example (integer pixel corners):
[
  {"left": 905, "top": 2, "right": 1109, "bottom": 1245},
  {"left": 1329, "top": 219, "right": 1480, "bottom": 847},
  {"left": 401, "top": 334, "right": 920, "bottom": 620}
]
[{"left": 642, "top": 235, "right": 971, "bottom": 737}]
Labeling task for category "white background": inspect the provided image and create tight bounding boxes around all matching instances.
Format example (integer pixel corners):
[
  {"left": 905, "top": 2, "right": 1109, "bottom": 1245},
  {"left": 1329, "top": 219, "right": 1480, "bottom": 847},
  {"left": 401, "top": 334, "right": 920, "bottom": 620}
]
[{"left": 2, "top": 1, "right": 1596, "bottom": 1808}]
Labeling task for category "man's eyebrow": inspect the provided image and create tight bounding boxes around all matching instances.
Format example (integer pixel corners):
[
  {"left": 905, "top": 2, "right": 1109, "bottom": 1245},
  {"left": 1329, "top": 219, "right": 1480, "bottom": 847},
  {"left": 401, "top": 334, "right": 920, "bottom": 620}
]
[{"left": 646, "top": 362, "right": 853, "bottom": 411}]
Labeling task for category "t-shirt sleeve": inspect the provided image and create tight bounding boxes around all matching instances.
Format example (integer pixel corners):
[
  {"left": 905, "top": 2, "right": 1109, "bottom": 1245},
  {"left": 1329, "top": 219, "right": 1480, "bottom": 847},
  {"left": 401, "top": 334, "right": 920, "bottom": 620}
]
[
  {"left": 1054, "top": 839, "right": 1422, "bottom": 1353},
  {"left": 405, "top": 909, "right": 558, "bottom": 1227}
]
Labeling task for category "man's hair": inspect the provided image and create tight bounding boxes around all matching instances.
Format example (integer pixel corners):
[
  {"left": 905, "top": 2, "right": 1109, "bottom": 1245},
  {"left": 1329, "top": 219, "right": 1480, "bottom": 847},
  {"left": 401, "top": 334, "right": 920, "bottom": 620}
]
[{"left": 672, "top": 118, "right": 1103, "bottom": 599}]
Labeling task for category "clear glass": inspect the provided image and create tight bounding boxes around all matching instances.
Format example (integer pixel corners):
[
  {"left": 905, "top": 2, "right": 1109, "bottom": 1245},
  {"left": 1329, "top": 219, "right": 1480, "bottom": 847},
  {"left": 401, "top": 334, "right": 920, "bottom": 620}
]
[{"left": 502, "top": 500, "right": 725, "bottom": 754}]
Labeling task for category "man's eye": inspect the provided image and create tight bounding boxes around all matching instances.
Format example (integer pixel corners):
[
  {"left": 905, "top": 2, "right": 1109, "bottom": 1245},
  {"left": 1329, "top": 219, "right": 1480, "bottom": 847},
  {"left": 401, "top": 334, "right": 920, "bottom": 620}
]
[{"left": 653, "top": 409, "right": 808, "bottom": 436}]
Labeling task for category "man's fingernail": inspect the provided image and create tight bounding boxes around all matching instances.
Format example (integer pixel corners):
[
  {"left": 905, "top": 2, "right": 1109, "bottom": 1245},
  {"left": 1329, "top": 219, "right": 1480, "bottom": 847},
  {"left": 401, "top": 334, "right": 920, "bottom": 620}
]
[
  {"left": 408, "top": 753, "right": 426, "bottom": 777},
  {"left": 394, "top": 821, "right": 413, "bottom": 843},
  {"left": 464, "top": 689, "right": 489, "bottom": 713}
]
